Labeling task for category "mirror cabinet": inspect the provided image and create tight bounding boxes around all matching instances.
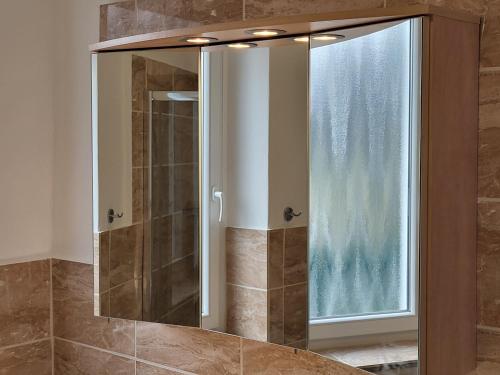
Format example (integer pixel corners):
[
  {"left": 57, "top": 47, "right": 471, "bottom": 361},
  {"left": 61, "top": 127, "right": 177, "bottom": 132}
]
[{"left": 92, "top": 7, "right": 479, "bottom": 375}]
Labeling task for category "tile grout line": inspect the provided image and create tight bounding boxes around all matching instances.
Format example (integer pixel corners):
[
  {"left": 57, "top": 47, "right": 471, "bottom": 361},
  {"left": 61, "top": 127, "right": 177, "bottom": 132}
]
[
  {"left": 54, "top": 337, "right": 195, "bottom": 375},
  {"left": 479, "top": 66, "right": 500, "bottom": 73},
  {"left": 478, "top": 197, "right": 500, "bottom": 203},
  {"left": 0, "top": 337, "right": 52, "bottom": 352},
  {"left": 50, "top": 258, "right": 55, "bottom": 375},
  {"left": 477, "top": 325, "right": 500, "bottom": 334}
]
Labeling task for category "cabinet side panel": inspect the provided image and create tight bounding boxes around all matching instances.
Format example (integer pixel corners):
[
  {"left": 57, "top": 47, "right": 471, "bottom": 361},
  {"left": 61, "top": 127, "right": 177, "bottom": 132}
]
[{"left": 426, "top": 15, "right": 479, "bottom": 375}]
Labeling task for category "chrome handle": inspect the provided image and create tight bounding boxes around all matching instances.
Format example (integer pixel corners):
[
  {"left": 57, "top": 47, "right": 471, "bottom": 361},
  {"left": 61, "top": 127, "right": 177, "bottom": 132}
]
[
  {"left": 107, "top": 208, "right": 124, "bottom": 224},
  {"left": 284, "top": 207, "right": 302, "bottom": 222},
  {"left": 212, "top": 187, "right": 223, "bottom": 223}
]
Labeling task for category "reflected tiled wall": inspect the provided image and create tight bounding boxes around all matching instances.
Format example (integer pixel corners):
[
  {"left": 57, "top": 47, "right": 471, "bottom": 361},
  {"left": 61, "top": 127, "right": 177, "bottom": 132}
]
[
  {"left": 0, "top": 260, "right": 52, "bottom": 375},
  {"left": 226, "top": 226, "right": 308, "bottom": 348}
]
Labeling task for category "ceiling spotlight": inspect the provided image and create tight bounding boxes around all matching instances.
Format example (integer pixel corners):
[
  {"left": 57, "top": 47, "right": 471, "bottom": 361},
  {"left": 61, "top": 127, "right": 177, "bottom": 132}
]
[
  {"left": 246, "top": 29, "right": 286, "bottom": 37},
  {"left": 182, "top": 37, "right": 218, "bottom": 44},
  {"left": 312, "top": 34, "right": 345, "bottom": 41},
  {"left": 294, "top": 36, "right": 310, "bottom": 43},
  {"left": 227, "top": 42, "right": 258, "bottom": 49}
]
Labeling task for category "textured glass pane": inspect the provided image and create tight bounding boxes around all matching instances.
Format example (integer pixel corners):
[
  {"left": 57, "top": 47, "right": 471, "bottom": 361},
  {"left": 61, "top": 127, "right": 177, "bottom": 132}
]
[{"left": 309, "top": 21, "right": 412, "bottom": 319}]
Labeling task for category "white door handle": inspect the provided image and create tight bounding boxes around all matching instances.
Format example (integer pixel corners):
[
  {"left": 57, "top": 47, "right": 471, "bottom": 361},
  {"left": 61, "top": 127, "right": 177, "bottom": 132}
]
[{"left": 212, "top": 187, "right": 223, "bottom": 222}]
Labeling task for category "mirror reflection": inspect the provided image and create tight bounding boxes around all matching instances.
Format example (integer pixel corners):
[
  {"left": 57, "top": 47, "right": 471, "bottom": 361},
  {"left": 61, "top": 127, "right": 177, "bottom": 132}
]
[{"left": 92, "top": 18, "right": 421, "bottom": 375}]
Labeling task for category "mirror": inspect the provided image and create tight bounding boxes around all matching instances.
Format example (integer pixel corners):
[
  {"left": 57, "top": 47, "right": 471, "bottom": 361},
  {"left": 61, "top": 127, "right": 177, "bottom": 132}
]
[{"left": 92, "top": 18, "right": 421, "bottom": 374}]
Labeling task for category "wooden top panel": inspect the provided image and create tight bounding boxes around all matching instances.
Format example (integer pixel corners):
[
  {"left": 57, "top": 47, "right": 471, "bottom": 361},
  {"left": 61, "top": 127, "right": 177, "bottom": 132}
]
[{"left": 90, "top": 5, "right": 479, "bottom": 52}]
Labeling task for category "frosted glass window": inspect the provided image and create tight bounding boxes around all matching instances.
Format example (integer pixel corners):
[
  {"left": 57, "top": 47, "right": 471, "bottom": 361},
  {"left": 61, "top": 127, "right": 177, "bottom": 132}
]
[{"left": 309, "top": 21, "right": 416, "bottom": 320}]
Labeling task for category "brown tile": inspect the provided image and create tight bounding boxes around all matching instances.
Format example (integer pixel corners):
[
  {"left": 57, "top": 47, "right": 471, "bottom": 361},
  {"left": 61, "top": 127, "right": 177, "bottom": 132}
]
[
  {"left": 173, "top": 212, "right": 197, "bottom": 260},
  {"left": 241, "top": 339, "right": 367, "bottom": 374},
  {"left": 136, "top": 322, "right": 241, "bottom": 374},
  {"left": 480, "top": 70, "right": 500, "bottom": 130},
  {"left": 133, "top": 112, "right": 145, "bottom": 167},
  {"left": 132, "top": 56, "right": 146, "bottom": 112},
  {"left": 153, "top": 113, "right": 172, "bottom": 166},
  {"left": 110, "top": 278, "right": 142, "bottom": 320},
  {"left": 97, "top": 231, "right": 110, "bottom": 294},
  {"left": 52, "top": 259, "right": 135, "bottom": 355},
  {"left": 0, "top": 340, "right": 51, "bottom": 375},
  {"left": 170, "top": 255, "right": 198, "bottom": 306},
  {"left": 136, "top": 362, "right": 182, "bottom": 375},
  {"left": 147, "top": 58, "right": 174, "bottom": 91},
  {"left": 173, "top": 116, "right": 197, "bottom": 164},
  {"left": 133, "top": 168, "right": 145, "bottom": 223},
  {"left": 284, "top": 227, "right": 308, "bottom": 285},
  {"left": 478, "top": 328, "right": 500, "bottom": 363},
  {"left": 173, "top": 68, "right": 198, "bottom": 91},
  {"left": 152, "top": 166, "right": 173, "bottom": 217},
  {"left": 162, "top": 296, "right": 199, "bottom": 327},
  {"left": 109, "top": 224, "right": 143, "bottom": 287},
  {"left": 183, "top": 0, "right": 243, "bottom": 26},
  {"left": 173, "top": 164, "right": 198, "bottom": 211},
  {"left": 245, "top": 0, "right": 383, "bottom": 20},
  {"left": 174, "top": 102, "right": 196, "bottom": 117},
  {"left": 54, "top": 338, "right": 135, "bottom": 375},
  {"left": 100, "top": 291, "right": 110, "bottom": 316},
  {"left": 227, "top": 284, "right": 268, "bottom": 341},
  {"left": 473, "top": 361, "right": 500, "bottom": 375},
  {"left": 384, "top": 0, "right": 422, "bottom": 7},
  {"left": 268, "top": 229, "right": 284, "bottom": 289},
  {"left": 99, "top": 1, "right": 137, "bottom": 41},
  {"left": 137, "top": 0, "right": 186, "bottom": 34},
  {"left": 269, "top": 288, "right": 284, "bottom": 345},
  {"left": 425, "top": 0, "right": 487, "bottom": 16},
  {"left": 477, "top": 201, "right": 500, "bottom": 327},
  {"left": 226, "top": 227, "right": 268, "bottom": 289},
  {"left": 481, "top": 1, "right": 500, "bottom": 68},
  {"left": 153, "top": 216, "right": 173, "bottom": 268},
  {"left": 284, "top": 283, "right": 308, "bottom": 345},
  {"left": 0, "top": 260, "right": 50, "bottom": 347},
  {"left": 479, "top": 127, "right": 500, "bottom": 197}
]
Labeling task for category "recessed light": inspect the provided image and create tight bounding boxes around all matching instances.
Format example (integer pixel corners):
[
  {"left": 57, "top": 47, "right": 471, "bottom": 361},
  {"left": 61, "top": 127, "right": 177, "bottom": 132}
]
[
  {"left": 312, "top": 34, "right": 345, "bottom": 41},
  {"left": 182, "top": 37, "right": 218, "bottom": 44},
  {"left": 227, "top": 42, "right": 257, "bottom": 49},
  {"left": 294, "top": 36, "right": 310, "bottom": 43},
  {"left": 246, "top": 29, "right": 286, "bottom": 37}
]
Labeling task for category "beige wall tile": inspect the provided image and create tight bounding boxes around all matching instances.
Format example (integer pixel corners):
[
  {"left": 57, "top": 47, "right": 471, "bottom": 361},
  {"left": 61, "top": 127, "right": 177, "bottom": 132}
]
[
  {"left": 227, "top": 227, "right": 268, "bottom": 289},
  {"left": 52, "top": 259, "right": 135, "bottom": 355},
  {"left": 268, "top": 229, "right": 284, "bottom": 289},
  {"left": 284, "top": 227, "right": 308, "bottom": 285},
  {"left": 269, "top": 288, "right": 284, "bottom": 345},
  {"left": 478, "top": 328, "right": 500, "bottom": 363},
  {"left": 109, "top": 224, "right": 143, "bottom": 287},
  {"left": 100, "top": 1, "right": 137, "bottom": 41},
  {"left": 284, "top": 283, "right": 307, "bottom": 345},
  {"left": 477, "top": 202, "right": 500, "bottom": 327},
  {"left": 109, "top": 278, "right": 142, "bottom": 320},
  {"left": 136, "top": 362, "right": 183, "bottom": 375},
  {"left": 136, "top": 322, "right": 241, "bottom": 374},
  {"left": 480, "top": 70, "right": 500, "bottom": 130},
  {"left": 245, "top": 0, "right": 383, "bottom": 20},
  {"left": 0, "top": 340, "right": 51, "bottom": 375},
  {"left": 0, "top": 260, "right": 50, "bottom": 347},
  {"left": 481, "top": 1, "right": 500, "bottom": 68},
  {"left": 479, "top": 127, "right": 500, "bottom": 198},
  {"left": 227, "top": 284, "right": 268, "bottom": 341},
  {"left": 473, "top": 361, "right": 500, "bottom": 374},
  {"left": 241, "top": 339, "right": 367, "bottom": 374},
  {"left": 54, "top": 339, "right": 135, "bottom": 375}
]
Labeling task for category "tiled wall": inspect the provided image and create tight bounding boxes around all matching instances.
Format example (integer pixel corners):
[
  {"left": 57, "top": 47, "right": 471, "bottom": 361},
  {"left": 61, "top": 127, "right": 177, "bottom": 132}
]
[
  {"left": 99, "top": 0, "right": 500, "bottom": 372},
  {"left": 226, "top": 227, "right": 308, "bottom": 348},
  {"left": 0, "top": 260, "right": 52, "bottom": 374},
  {"left": 53, "top": 258, "right": 364, "bottom": 375}
]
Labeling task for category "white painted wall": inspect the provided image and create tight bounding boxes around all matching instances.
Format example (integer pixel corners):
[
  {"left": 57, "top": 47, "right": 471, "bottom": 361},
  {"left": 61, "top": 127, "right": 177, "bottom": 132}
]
[
  {"left": 0, "top": 0, "right": 56, "bottom": 264},
  {"left": 268, "top": 45, "right": 309, "bottom": 228},
  {"left": 224, "top": 49, "right": 270, "bottom": 230},
  {"left": 52, "top": 0, "right": 124, "bottom": 263}
]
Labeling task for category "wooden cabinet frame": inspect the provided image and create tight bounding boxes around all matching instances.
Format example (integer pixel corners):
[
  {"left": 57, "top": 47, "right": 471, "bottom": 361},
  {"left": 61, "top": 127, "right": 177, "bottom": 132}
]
[{"left": 91, "top": 6, "right": 480, "bottom": 374}]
